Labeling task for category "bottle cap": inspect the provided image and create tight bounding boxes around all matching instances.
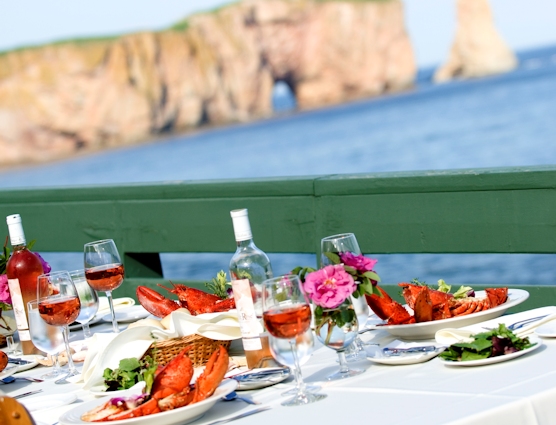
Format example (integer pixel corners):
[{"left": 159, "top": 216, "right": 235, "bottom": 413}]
[
  {"left": 230, "top": 209, "right": 252, "bottom": 242},
  {"left": 6, "top": 214, "right": 26, "bottom": 246}
]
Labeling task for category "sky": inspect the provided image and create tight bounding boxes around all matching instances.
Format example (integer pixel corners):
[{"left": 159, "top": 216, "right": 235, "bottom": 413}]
[{"left": 0, "top": 0, "right": 555, "bottom": 67}]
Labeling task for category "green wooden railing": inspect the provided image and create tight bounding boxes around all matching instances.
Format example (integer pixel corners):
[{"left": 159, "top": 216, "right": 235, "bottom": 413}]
[{"left": 1, "top": 165, "right": 556, "bottom": 311}]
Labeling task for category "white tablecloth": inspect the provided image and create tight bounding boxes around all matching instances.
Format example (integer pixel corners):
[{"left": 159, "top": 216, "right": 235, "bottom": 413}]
[{"left": 4, "top": 307, "right": 556, "bottom": 425}]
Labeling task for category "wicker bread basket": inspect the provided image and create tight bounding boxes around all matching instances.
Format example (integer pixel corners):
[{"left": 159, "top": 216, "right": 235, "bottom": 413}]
[{"left": 143, "top": 334, "right": 231, "bottom": 368}]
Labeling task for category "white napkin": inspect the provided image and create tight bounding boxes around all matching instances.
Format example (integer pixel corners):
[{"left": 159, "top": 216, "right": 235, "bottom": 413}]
[
  {"left": 80, "top": 309, "right": 241, "bottom": 389},
  {"left": 96, "top": 296, "right": 135, "bottom": 318}
]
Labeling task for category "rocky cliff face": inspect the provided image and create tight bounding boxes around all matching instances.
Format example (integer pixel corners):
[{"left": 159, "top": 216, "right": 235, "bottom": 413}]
[
  {"left": 0, "top": 0, "right": 416, "bottom": 167},
  {"left": 434, "top": 0, "right": 517, "bottom": 82}
]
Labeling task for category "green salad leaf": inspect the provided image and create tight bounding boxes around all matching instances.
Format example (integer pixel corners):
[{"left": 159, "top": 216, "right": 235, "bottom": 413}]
[
  {"left": 439, "top": 324, "right": 536, "bottom": 362},
  {"left": 103, "top": 355, "right": 158, "bottom": 393}
]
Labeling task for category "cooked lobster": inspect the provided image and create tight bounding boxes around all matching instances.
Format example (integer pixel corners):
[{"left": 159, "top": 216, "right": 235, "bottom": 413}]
[
  {"left": 366, "top": 283, "right": 508, "bottom": 325},
  {"left": 81, "top": 346, "right": 229, "bottom": 422},
  {"left": 136, "top": 283, "right": 235, "bottom": 318}
]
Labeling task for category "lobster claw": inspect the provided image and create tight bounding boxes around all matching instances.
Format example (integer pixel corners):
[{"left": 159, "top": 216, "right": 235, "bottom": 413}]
[{"left": 136, "top": 286, "right": 180, "bottom": 318}]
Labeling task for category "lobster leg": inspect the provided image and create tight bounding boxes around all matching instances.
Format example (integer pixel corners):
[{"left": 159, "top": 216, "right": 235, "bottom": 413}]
[{"left": 136, "top": 286, "right": 180, "bottom": 318}]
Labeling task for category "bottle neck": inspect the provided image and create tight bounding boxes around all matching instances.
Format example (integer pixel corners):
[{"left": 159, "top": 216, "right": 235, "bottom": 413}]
[{"left": 236, "top": 238, "right": 255, "bottom": 249}]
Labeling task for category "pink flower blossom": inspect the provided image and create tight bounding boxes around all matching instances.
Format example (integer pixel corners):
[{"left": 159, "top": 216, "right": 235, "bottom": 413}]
[
  {"left": 0, "top": 274, "right": 11, "bottom": 305},
  {"left": 339, "top": 252, "right": 377, "bottom": 272},
  {"left": 34, "top": 252, "right": 51, "bottom": 274},
  {"left": 302, "top": 264, "right": 356, "bottom": 309}
]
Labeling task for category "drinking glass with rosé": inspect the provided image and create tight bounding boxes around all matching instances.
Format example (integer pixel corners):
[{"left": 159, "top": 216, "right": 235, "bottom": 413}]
[
  {"left": 37, "top": 271, "right": 81, "bottom": 383},
  {"left": 83, "top": 239, "right": 124, "bottom": 334},
  {"left": 262, "top": 274, "right": 326, "bottom": 407}
]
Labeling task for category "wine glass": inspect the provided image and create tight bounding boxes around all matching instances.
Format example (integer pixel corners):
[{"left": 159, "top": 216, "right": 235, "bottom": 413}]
[
  {"left": 84, "top": 239, "right": 124, "bottom": 334},
  {"left": 27, "top": 300, "right": 64, "bottom": 379},
  {"left": 69, "top": 269, "right": 99, "bottom": 340},
  {"left": 37, "top": 271, "right": 81, "bottom": 383},
  {"left": 321, "top": 233, "right": 368, "bottom": 360},
  {"left": 262, "top": 274, "right": 327, "bottom": 406},
  {"left": 268, "top": 328, "right": 321, "bottom": 395}
]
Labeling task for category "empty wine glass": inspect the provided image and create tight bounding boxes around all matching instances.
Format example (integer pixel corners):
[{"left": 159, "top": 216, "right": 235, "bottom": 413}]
[
  {"left": 262, "top": 274, "right": 326, "bottom": 406},
  {"left": 321, "top": 233, "right": 368, "bottom": 360},
  {"left": 84, "top": 239, "right": 124, "bottom": 334},
  {"left": 69, "top": 269, "right": 99, "bottom": 340},
  {"left": 37, "top": 271, "right": 81, "bottom": 383},
  {"left": 27, "top": 300, "right": 64, "bottom": 379}
]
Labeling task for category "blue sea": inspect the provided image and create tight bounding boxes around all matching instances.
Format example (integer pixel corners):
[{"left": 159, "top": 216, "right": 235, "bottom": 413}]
[{"left": 1, "top": 45, "right": 555, "bottom": 287}]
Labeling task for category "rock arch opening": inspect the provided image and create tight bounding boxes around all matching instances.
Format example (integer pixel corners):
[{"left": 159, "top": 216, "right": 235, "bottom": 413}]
[{"left": 272, "top": 80, "right": 297, "bottom": 113}]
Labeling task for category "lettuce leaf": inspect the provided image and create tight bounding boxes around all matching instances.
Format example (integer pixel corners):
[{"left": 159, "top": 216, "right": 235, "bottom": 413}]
[{"left": 103, "top": 356, "right": 158, "bottom": 392}]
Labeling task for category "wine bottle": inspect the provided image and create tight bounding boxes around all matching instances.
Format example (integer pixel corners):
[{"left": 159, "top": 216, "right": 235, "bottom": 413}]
[
  {"left": 229, "top": 208, "right": 276, "bottom": 369},
  {"left": 5, "top": 214, "right": 44, "bottom": 355}
]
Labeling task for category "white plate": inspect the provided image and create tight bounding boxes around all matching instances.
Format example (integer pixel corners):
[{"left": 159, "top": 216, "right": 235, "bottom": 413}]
[
  {"left": 369, "top": 289, "right": 529, "bottom": 340},
  {"left": 0, "top": 363, "right": 18, "bottom": 380},
  {"left": 60, "top": 379, "right": 237, "bottom": 425},
  {"left": 365, "top": 347, "right": 444, "bottom": 365},
  {"left": 535, "top": 322, "right": 556, "bottom": 338},
  {"left": 20, "top": 393, "right": 77, "bottom": 412},
  {"left": 438, "top": 335, "right": 542, "bottom": 367},
  {"left": 13, "top": 355, "right": 40, "bottom": 373},
  {"left": 102, "top": 306, "right": 151, "bottom": 323},
  {"left": 229, "top": 368, "right": 291, "bottom": 391}
]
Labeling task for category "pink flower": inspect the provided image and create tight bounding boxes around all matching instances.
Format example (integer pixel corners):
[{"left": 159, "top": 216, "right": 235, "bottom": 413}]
[
  {"left": 0, "top": 274, "right": 11, "bottom": 305},
  {"left": 339, "top": 252, "right": 377, "bottom": 272},
  {"left": 34, "top": 252, "right": 51, "bottom": 274},
  {"left": 302, "top": 264, "right": 356, "bottom": 309}
]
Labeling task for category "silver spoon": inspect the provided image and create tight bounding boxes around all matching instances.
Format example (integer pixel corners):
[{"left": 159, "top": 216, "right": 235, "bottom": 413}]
[{"left": 221, "top": 391, "right": 260, "bottom": 405}]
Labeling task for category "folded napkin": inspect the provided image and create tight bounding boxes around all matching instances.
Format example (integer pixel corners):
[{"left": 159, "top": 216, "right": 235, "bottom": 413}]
[
  {"left": 80, "top": 309, "right": 241, "bottom": 389},
  {"left": 96, "top": 296, "right": 136, "bottom": 318},
  {"left": 435, "top": 307, "right": 556, "bottom": 346}
]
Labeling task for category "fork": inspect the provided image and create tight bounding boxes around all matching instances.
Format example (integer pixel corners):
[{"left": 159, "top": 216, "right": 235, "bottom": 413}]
[{"left": 483, "top": 314, "right": 549, "bottom": 332}]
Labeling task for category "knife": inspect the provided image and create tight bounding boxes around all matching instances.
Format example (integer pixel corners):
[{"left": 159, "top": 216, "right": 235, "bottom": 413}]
[
  {"left": 383, "top": 346, "right": 438, "bottom": 356},
  {"left": 8, "top": 357, "right": 31, "bottom": 365}
]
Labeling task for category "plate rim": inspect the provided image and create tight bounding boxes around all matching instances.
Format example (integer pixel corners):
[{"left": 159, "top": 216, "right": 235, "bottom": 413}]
[
  {"left": 60, "top": 378, "right": 237, "bottom": 425},
  {"left": 102, "top": 306, "right": 151, "bottom": 323},
  {"left": 369, "top": 288, "right": 529, "bottom": 336},
  {"left": 438, "top": 334, "right": 542, "bottom": 367},
  {"left": 14, "top": 355, "right": 40, "bottom": 373},
  {"left": 0, "top": 363, "right": 18, "bottom": 380}
]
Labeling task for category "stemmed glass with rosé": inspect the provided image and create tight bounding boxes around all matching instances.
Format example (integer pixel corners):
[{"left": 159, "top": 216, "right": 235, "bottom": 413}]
[
  {"left": 262, "top": 274, "right": 327, "bottom": 406},
  {"left": 84, "top": 239, "right": 124, "bottom": 334},
  {"left": 36, "top": 271, "right": 81, "bottom": 383}
]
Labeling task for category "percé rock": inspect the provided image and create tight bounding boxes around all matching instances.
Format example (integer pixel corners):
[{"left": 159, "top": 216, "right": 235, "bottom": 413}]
[
  {"left": 434, "top": 0, "right": 517, "bottom": 83},
  {"left": 0, "top": 0, "right": 416, "bottom": 167}
]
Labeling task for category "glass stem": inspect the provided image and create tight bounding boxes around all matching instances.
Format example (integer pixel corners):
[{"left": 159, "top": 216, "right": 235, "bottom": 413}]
[
  {"left": 290, "top": 339, "right": 306, "bottom": 396},
  {"left": 337, "top": 350, "right": 349, "bottom": 374},
  {"left": 82, "top": 322, "right": 92, "bottom": 339},
  {"left": 106, "top": 291, "right": 119, "bottom": 333},
  {"left": 62, "top": 325, "right": 78, "bottom": 374},
  {"left": 52, "top": 354, "right": 61, "bottom": 373}
]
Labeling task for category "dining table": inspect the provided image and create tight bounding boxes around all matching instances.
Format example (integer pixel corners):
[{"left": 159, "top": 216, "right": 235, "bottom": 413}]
[{"left": 3, "top": 304, "right": 556, "bottom": 425}]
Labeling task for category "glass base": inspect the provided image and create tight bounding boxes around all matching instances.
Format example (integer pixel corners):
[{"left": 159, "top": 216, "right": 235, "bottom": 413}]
[
  {"left": 41, "top": 369, "right": 62, "bottom": 380},
  {"left": 55, "top": 368, "right": 80, "bottom": 385},
  {"left": 281, "top": 384, "right": 322, "bottom": 396},
  {"left": 282, "top": 391, "right": 327, "bottom": 406},
  {"left": 327, "top": 367, "right": 364, "bottom": 381}
]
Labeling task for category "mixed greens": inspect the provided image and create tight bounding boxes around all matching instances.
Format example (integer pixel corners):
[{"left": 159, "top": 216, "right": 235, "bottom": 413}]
[
  {"left": 439, "top": 324, "right": 536, "bottom": 362},
  {"left": 410, "top": 278, "right": 474, "bottom": 299},
  {"left": 103, "top": 356, "right": 158, "bottom": 393}
]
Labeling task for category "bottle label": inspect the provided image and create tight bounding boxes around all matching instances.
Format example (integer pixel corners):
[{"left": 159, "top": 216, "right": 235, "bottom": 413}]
[
  {"left": 242, "top": 337, "right": 263, "bottom": 351},
  {"left": 7, "top": 278, "right": 31, "bottom": 340},
  {"left": 232, "top": 279, "right": 264, "bottom": 345}
]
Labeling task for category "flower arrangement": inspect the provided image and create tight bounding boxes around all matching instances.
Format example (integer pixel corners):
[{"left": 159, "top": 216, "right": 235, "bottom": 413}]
[{"left": 292, "top": 251, "right": 382, "bottom": 341}]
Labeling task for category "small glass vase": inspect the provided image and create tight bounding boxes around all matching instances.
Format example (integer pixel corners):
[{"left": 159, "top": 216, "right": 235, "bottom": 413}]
[{"left": 314, "top": 298, "right": 364, "bottom": 380}]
